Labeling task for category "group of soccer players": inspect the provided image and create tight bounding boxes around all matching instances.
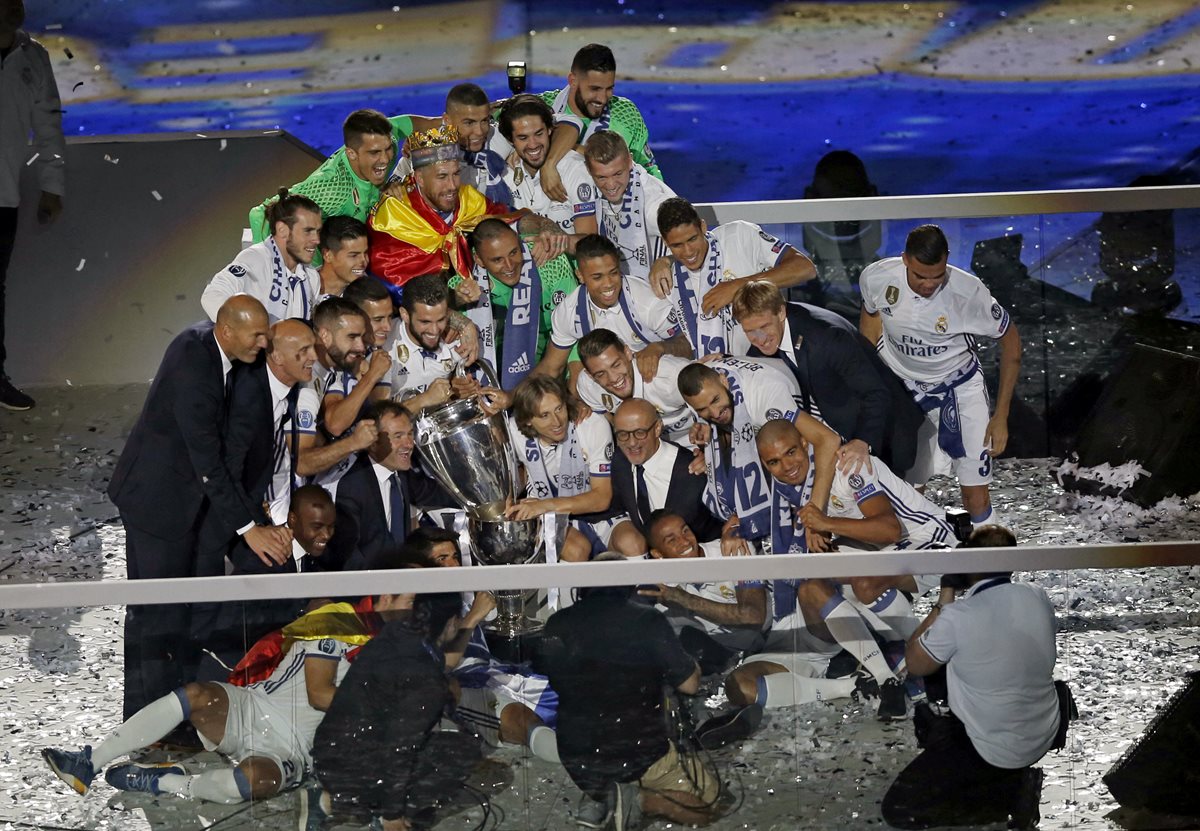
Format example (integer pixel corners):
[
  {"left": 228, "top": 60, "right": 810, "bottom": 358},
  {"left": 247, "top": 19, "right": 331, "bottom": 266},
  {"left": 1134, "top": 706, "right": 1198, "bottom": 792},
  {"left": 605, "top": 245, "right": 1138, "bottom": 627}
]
[{"left": 41, "top": 41, "right": 1026, "bottom": 831}]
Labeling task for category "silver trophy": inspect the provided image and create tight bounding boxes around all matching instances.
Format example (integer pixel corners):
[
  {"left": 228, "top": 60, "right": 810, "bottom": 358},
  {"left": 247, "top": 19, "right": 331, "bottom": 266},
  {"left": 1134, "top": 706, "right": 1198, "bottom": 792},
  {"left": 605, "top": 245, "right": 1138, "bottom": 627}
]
[{"left": 416, "top": 361, "right": 562, "bottom": 638}]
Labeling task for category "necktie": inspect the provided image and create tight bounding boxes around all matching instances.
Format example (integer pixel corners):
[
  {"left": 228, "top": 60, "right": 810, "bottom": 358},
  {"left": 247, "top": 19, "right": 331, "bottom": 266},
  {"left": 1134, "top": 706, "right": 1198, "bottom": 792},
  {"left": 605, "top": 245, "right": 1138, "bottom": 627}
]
[
  {"left": 778, "top": 348, "right": 811, "bottom": 414},
  {"left": 635, "top": 464, "right": 652, "bottom": 529},
  {"left": 389, "top": 473, "right": 408, "bottom": 543}
]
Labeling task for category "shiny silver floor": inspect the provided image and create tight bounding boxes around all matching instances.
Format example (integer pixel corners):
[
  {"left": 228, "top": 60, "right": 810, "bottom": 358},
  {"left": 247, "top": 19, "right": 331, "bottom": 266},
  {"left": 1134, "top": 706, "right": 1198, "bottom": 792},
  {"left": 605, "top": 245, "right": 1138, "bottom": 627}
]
[{"left": 1, "top": 386, "right": 1198, "bottom": 830}]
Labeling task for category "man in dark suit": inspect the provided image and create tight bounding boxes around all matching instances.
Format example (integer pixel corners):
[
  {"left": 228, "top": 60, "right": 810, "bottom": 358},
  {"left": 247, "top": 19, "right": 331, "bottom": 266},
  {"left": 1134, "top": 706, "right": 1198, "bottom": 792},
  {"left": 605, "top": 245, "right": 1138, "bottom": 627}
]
[
  {"left": 732, "top": 279, "right": 922, "bottom": 476},
  {"left": 106, "top": 295, "right": 292, "bottom": 718},
  {"left": 327, "top": 400, "right": 422, "bottom": 570},
  {"left": 607, "top": 398, "right": 725, "bottom": 557}
]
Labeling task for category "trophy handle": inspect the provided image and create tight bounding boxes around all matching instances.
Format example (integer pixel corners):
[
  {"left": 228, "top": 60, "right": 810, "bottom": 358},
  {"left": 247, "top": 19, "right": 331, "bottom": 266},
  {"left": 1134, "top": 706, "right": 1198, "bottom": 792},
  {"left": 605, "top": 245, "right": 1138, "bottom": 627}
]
[{"left": 456, "top": 356, "right": 503, "bottom": 390}]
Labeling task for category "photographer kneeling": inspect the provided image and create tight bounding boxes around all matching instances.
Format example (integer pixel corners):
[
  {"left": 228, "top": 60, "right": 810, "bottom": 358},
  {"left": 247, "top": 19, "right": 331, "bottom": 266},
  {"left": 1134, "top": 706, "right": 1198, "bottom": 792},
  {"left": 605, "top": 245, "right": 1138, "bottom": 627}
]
[{"left": 882, "top": 526, "right": 1073, "bottom": 830}]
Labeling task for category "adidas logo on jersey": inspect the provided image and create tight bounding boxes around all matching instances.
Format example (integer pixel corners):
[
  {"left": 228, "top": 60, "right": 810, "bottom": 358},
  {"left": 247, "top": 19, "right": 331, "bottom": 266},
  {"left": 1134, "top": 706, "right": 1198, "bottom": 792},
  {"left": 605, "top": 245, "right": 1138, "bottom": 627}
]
[{"left": 509, "top": 352, "right": 531, "bottom": 374}]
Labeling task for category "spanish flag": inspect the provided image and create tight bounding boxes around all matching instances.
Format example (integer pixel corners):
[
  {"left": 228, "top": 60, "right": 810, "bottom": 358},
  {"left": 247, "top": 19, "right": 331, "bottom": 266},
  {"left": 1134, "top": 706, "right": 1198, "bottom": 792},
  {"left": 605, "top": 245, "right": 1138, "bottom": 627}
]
[{"left": 369, "top": 179, "right": 508, "bottom": 300}]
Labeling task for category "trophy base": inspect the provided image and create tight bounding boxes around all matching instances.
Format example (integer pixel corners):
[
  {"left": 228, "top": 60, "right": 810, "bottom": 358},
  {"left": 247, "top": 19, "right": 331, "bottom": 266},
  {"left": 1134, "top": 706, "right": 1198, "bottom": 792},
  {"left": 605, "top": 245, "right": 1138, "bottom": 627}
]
[{"left": 483, "top": 618, "right": 545, "bottom": 663}]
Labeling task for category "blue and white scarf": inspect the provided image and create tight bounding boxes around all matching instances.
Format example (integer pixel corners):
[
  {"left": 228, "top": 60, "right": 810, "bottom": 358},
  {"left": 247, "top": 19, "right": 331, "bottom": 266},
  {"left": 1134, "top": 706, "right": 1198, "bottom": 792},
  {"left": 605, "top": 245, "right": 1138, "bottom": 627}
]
[
  {"left": 769, "top": 445, "right": 817, "bottom": 559},
  {"left": 470, "top": 240, "right": 542, "bottom": 390},
  {"left": 673, "top": 231, "right": 736, "bottom": 359},
  {"left": 266, "top": 237, "right": 313, "bottom": 322},
  {"left": 573, "top": 278, "right": 655, "bottom": 348},
  {"left": 464, "top": 145, "right": 513, "bottom": 206},
  {"left": 697, "top": 368, "right": 773, "bottom": 540},
  {"left": 521, "top": 422, "right": 591, "bottom": 501},
  {"left": 599, "top": 164, "right": 651, "bottom": 281},
  {"left": 904, "top": 357, "right": 980, "bottom": 460}
]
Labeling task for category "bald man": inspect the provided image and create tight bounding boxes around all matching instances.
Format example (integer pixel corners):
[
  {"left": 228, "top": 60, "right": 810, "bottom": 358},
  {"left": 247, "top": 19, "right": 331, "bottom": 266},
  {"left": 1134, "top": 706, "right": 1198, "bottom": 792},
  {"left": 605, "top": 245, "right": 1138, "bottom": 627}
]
[
  {"left": 606, "top": 398, "right": 723, "bottom": 557},
  {"left": 108, "top": 295, "right": 293, "bottom": 719}
]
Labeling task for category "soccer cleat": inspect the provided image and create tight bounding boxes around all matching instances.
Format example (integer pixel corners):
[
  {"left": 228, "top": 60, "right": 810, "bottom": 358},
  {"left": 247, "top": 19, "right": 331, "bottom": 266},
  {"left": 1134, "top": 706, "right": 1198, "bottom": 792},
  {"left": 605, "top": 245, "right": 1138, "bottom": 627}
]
[
  {"left": 573, "top": 791, "right": 611, "bottom": 828},
  {"left": 877, "top": 677, "right": 908, "bottom": 721},
  {"left": 104, "top": 761, "right": 185, "bottom": 795},
  {"left": 1009, "top": 767, "right": 1044, "bottom": 829},
  {"left": 0, "top": 375, "right": 34, "bottom": 411},
  {"left": 42, "top": 746, "right": 96, "bottom": 795},
  {"left": 694, "top": 704, "right": 763, "bottom": 750},
  {"left": 852, "top": 668, "right": 880, "bottom": 703},
  {"left": 612, "top": 780, "right": 643, "bottom": 831},
  {"left": 298, "top": 784, "right": 332, "bottom": 831}
]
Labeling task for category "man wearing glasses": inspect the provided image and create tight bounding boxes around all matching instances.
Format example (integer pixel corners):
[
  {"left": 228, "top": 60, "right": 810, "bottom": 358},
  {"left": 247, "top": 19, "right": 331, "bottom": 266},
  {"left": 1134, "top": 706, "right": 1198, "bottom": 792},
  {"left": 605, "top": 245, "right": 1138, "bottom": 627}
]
[{"left": 606, "top": 398, "right": 723, "bottom": 557}]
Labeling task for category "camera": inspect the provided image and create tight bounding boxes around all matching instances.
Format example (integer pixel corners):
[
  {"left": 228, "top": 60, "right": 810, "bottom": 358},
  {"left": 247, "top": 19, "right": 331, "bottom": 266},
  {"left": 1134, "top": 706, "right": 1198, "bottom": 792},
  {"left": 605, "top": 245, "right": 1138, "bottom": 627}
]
[{"left": 507, "top": 61, "right": 527, "bottom": 95}]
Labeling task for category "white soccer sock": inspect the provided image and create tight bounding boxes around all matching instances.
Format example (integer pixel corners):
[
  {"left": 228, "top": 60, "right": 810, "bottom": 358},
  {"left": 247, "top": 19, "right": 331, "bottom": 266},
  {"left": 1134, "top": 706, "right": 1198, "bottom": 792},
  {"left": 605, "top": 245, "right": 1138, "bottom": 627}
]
[
  {"left": 158, "top": 768, "right": 249, "bottom": 804},
  {"left": 821, "top": 596, "right": 896, "bottom": 684},
  {"left": 91, "top": 689, "right": 186, "bottom": 770},
  {"left": 970, "top": 505, "right": 995, "bottom": 525},
  {"left": 757, "top": 672, "right": 857, "bottom": 708},
  {"left": 527, "top": 725, "right": 560, "bottom": 763},
  {"left": 851, "top": 588, "right": 918, "bottom": 641}
]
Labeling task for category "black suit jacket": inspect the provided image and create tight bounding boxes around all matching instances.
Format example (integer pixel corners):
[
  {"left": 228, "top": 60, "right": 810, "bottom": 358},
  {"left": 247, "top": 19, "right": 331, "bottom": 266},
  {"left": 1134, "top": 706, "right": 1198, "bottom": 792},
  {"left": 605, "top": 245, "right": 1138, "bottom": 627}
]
[
  {"left": 611, "top": 440, "right": 724, "bottom": 542},
  {"left": 218, "top": 363, "right": 301, "bottom": 573},
  {"left": 748, "top": 302, "right": 922, "bottom": 474},
  {"left": 107, "top": 321, "right": 268, "bottom": 542}
]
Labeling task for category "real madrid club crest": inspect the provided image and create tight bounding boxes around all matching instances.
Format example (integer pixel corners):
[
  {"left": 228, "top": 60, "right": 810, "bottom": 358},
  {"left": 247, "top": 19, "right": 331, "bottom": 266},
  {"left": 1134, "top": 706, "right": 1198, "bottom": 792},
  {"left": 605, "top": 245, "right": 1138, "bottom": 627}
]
[
  {"left": 885, "top": 285, "right": 899, "bottom": 305},
  {"left": 830, "top": 495, "right": 845, "bottom": 510},
  {"left": 935, "top": 315, "right": 948, "bottom": 334},
  {"left": 441, "top": 359, "right": 454, "bottom": 372},
  {"left": 396, "top": 343, "right": 410, "bottom": 363}
]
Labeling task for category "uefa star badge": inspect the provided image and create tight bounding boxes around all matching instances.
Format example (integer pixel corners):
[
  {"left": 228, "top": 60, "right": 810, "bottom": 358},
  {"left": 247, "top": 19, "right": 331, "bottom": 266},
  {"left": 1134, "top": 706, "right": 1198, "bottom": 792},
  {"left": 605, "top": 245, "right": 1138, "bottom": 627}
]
[
  {"left": 848, "top": 473, "right": 864, "bottom": 489},
  {"left": 935, "top": 315, "right": 948, "bottom": 334},
  {"left": 885, "top": 285, "right": 899, "bottom": 305}
]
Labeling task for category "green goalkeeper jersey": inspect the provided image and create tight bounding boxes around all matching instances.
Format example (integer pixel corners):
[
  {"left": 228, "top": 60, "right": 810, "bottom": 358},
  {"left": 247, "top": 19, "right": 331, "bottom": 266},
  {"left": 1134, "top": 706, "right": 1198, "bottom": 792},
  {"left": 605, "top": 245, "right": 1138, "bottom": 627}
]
[
  {"left": 247, "top": 115, "right": 418, "bottom": 243},
  {"left": 538, "top": 89, "right": 661, "bottom": 179}
]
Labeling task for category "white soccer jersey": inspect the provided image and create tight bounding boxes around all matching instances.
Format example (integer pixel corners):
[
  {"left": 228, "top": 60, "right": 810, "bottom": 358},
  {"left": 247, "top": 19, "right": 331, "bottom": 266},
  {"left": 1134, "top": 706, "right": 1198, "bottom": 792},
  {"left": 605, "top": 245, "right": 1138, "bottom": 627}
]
[
  {"left": 596, "top": 164, "right": 676, "bottom": 280},
  {"left": 860, "top": 257, "right": 1011, "bottom": 382},
  {"left": 826, "top": 458, "right": 953, "bottom": 549},
  {"left": 509, "top": 411, "right": 614, "bottom": 498},
  {"left": 576, "top": 353, "right": 695, "bottom": 443},
  {"left": 388, "top": 319, "right": 463, "bottom": 401},
  {"left": 550, "top": 277, "right": 680, "bottom": 352},
  {"left": 202, "top": 240, "right": 322, "bottom": 323},
  {"left": 246, "top": 636, "right": 354, "bottom": 749},
  {"left": 709, "top": 356, "right": 804, "bottom": 428},
  {"left": 504, "top": 150, "right": 597, "bottom": 234},
  {"left": 676, "top": 220, "right": 791, "bottom": 356}
]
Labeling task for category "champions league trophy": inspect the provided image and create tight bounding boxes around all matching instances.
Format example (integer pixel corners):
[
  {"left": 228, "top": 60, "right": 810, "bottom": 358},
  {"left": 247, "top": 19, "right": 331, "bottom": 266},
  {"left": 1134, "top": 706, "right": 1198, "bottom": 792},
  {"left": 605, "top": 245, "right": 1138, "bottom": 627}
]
[{"left": 415, "top": 363, "right": 564, "bottom": 639}]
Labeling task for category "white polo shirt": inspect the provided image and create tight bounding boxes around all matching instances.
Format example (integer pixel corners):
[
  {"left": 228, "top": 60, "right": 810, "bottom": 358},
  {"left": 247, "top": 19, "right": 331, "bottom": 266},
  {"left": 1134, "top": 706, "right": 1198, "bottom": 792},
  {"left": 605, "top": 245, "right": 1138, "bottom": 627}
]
[
  {"left": 550, "top": 277, "right": 680, "bottom": 353},
  {"left": 505, "top": 150, "right": 597, "bottom": 234},
  {"left": 388, "top": 319, "right": 463, "bottom": 402},
  {"left": 576, "top": 354, "right": 695, "bottom": 443},
  {"left": 202, "top": 239, "right": 322, "bottom": 323},
  {"left": 859, "top": 257, "right": 1011, "bottom": 383},
  {"left": 919, "top": 578, "right": 1060, "bottom": 769}
]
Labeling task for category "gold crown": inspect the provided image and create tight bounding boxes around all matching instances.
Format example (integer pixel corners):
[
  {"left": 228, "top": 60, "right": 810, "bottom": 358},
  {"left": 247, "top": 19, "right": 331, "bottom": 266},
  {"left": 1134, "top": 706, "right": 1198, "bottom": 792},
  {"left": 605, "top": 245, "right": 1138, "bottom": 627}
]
[{"left": 409, "top": 124, "right": 459, "bottom": 149}]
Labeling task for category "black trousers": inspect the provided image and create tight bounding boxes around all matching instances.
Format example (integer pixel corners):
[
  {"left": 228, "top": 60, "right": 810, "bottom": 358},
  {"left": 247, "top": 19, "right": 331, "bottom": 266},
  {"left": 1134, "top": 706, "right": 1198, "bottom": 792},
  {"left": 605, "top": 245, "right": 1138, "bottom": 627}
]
[
  {"left": 122, "top": 518, "right": 199, "bottom": 719},
  {"left": 0, "top": 206, "right": 18, "bottom": 370},
  {"left": 882, "top": 711, "right": 1031, "bottom": 829}
]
